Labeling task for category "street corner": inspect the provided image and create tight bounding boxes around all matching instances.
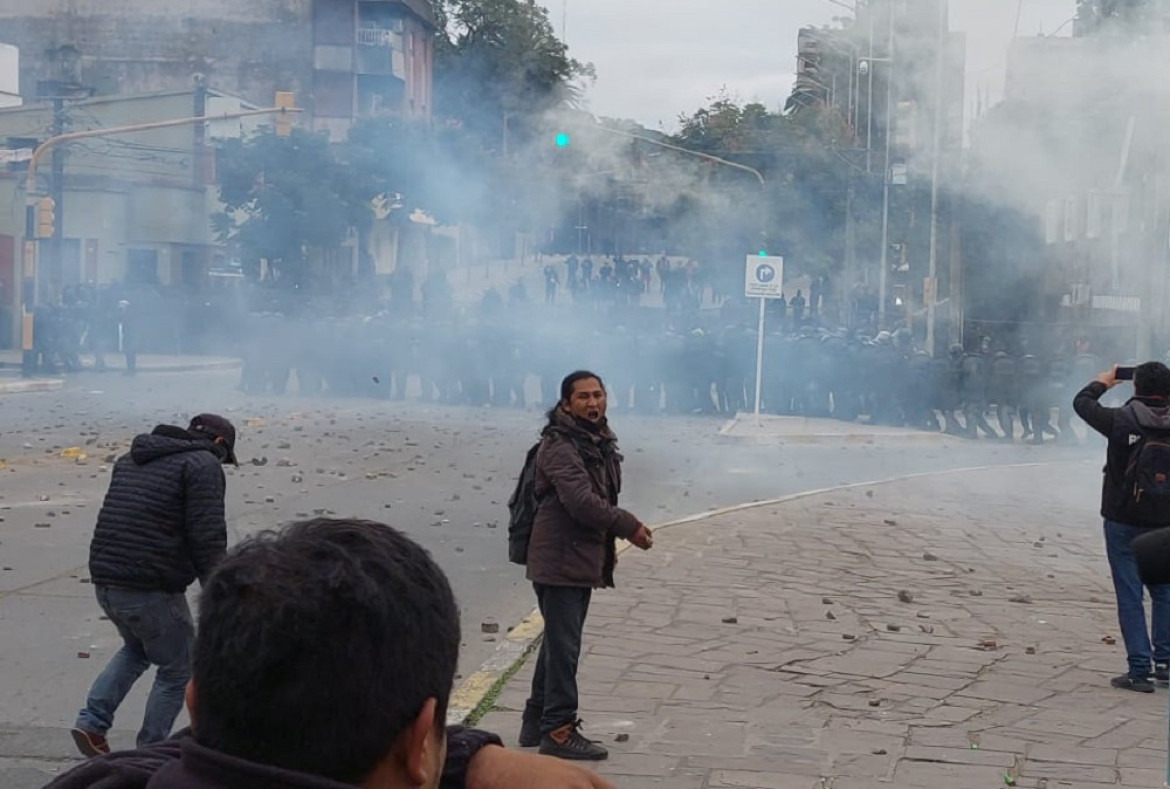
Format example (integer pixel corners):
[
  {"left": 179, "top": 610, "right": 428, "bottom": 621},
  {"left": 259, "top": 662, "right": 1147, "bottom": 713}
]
[
  {"left": 0, "top": 378, "right": 65, "bottom": 395},
  {"left": 446, "top": 607, "right": 545, "bottom": 726},
  {"left": 717, "top": 413, "right": 961, "bottom": 446}
]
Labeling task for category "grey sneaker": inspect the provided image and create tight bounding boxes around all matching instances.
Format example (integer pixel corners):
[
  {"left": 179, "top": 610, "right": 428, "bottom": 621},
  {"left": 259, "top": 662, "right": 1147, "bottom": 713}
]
[{"left": 1155, "top": 663, "right": 1169, "bottom": 684}]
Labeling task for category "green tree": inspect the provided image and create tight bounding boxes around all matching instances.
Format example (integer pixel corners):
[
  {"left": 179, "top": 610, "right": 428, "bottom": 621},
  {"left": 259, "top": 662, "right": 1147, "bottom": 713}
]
[
  {"left": 1076, "top": 0, "right": 1153, "bottom": 34},
  {"left": 213, "top": 129, "right": 362, "bottom": 288},
  {"left": 342, "top": 116, "right": 459, "bottom": 225},
  {"left": 665, "top": 94, "right": 854, "bottom": 286},
  {"left": 433, "top": 0, "right": 594, "bottom": 151}
]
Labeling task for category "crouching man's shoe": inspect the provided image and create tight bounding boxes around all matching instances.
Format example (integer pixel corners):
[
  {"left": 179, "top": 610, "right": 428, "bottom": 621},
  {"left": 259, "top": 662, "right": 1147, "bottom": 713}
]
[
  {"left": 70, "top": 728, "right": 111, "bottom": 757},
  {"left": 539, "top": 720, "right": 608, "bottom": 761}
]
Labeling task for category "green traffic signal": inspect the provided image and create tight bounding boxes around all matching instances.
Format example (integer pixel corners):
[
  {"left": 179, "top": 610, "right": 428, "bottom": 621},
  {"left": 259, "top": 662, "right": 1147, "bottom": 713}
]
[
  {"left": 758, "top": 250, "right": 768, "bottom": 257},
  {"left": 555, "top": 133, "right": 571, "bottom": 148}
]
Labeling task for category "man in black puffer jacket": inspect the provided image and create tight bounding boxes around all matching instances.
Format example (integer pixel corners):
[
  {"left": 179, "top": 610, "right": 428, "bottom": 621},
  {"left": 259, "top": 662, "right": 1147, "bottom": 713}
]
[{"left": 72, "top": 414, "right": 237, "bottom": 757}]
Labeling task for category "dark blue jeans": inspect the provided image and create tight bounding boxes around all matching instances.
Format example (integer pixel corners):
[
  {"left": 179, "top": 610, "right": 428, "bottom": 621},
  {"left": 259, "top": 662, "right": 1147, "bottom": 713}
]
[
  {"left": 75, "top": 587, "right": 194, "bottom": 746},
  {"left": 1104, "top": 520, "right": 1170, "bottom": 678}
]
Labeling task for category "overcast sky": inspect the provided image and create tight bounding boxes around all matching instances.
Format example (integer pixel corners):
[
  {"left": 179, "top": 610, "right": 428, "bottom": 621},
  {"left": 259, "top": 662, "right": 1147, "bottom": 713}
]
[{"left": 554, "top": 0, "right": 1076, "bottom": 131}]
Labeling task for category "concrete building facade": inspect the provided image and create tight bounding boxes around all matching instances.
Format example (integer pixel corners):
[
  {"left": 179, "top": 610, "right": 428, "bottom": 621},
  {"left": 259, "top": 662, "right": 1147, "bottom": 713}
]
[
  {"left": 0, "top": 0, "right": 435, "bottom": 138},
  {"left": 0, "top": 44, "right": 21, "bottom": 109}
]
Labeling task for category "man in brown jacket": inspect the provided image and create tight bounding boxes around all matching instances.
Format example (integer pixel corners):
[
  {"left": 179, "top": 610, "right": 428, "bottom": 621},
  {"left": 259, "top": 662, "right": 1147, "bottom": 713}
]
[{"left": 521, "top": 370, "right": 654, "bottom": 761}]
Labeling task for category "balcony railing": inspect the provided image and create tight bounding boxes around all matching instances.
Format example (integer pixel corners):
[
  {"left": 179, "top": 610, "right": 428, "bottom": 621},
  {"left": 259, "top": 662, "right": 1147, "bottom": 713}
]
[{"left": 357, "top": 26, "right": 402, "bottom": 47}]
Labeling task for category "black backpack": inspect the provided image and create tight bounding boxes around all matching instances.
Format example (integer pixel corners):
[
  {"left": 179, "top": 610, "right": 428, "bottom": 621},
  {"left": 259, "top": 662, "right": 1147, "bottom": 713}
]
[
  {"left": 507, "top": 442, "right": 543, "bottom": 565},
  {"left": 1119, "top": 414, "right": 1170, "bottom": 526}
]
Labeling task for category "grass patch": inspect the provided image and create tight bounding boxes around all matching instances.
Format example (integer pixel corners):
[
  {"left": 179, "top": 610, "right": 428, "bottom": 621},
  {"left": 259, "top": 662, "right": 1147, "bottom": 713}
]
[{"left": 463, "top": 640, "right": 540, "bottom": 727}]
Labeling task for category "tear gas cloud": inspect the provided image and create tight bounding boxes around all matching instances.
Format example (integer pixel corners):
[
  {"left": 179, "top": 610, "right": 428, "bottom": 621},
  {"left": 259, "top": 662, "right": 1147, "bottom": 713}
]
[{"left": 18, "top": 0, "right": 1139, "bottom": 489}]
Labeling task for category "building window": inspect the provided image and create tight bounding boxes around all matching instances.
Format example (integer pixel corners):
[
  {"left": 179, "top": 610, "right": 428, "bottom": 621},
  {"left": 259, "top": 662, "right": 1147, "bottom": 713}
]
[
  {"left": 357, "top": 74, "right": 403, "bottom": 116},
  {"left": 127, "top": 249, "right": 158, "bottom": 285}
]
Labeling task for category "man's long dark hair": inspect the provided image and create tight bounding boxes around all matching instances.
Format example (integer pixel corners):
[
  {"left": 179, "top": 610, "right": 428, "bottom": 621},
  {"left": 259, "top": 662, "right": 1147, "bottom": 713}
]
[
  {"left": 545, "top": 370, "right": 606, "bottom": 425},
  {"left": 191, "top": 518, "right": 460, "bottom": 784}
]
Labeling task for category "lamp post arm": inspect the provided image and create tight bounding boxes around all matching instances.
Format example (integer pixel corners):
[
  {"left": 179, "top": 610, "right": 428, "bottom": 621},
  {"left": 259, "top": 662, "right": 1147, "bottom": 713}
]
[{"left": 591, "top": 124, "right": 766, "bottom": 186}]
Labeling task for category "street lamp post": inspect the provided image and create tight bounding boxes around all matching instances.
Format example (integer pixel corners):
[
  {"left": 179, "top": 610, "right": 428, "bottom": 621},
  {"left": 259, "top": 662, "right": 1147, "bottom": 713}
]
[
  {"left": 866, "top": 5, "right": 896, "bottom": 330},
  {"left": 925, "top": 0, "right": 948, "bottom": 357}
]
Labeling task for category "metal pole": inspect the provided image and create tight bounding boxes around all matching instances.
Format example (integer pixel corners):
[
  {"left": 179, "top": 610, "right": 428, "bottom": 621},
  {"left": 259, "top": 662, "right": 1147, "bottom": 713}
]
[
  {"left": 877, "top": 2, "right": 895, "bottom": 330},
  {"left": 753, "top": 297, "right": 766, "bottom": 418},
  {"left": 49, "top": 97, "right": 65, "bottom": 307},
  {"left": 866, "top": 1, "right": 875, "bottom": 173},
  {"left": 844, "top": 179, "right": 856, "bottom": 326},
  {"left": 193, "top": 76, "right": 207, "bottom": 187},
  {"left": 949, "top": 195, "right": 963, "bottom": 347},
  {"left": 20, "top": 202, "right": 36, "bottom": 376},
  {"left": 926, "top": 0, "right": 946, "bottom": 356}
]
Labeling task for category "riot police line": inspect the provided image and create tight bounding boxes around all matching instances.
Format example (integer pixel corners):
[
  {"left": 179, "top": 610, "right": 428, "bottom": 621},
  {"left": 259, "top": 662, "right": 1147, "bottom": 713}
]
[{"left": 231, "top": 294, "right": 1108, "bottom": 443}]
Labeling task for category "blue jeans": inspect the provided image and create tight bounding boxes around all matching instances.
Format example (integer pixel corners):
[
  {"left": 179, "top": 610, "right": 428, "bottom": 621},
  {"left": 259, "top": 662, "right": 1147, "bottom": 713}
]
[
  {"left": 76, "top": 587, "right": 194, "bottom": 746},
  {"left": 1104, "top": 520, "right": 1170, "bottom": 678}
]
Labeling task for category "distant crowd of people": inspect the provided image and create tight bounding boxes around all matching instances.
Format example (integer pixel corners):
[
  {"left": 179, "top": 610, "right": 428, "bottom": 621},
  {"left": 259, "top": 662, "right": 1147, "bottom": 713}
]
[{"left": 234, "top": 285, "right": 1119, "bottom": 444}]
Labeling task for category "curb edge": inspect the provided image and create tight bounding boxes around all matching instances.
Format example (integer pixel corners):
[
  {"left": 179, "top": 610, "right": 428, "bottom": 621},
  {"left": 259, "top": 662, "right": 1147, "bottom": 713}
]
[{"left": 0, "top": 379, "right": 65, "bottom": 395}]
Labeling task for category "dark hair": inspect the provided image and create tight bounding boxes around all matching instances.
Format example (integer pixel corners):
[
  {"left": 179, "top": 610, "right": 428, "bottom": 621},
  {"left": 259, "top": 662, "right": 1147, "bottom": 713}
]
[
  {"left": 1136, "top": 361, "right": 1170, "bottom": 399},
  {"left": 192, "top": 518, "right": 460, "bottom": 783},
  {"left": 545, "top": 369, "right": 606, "bottom": 424}
]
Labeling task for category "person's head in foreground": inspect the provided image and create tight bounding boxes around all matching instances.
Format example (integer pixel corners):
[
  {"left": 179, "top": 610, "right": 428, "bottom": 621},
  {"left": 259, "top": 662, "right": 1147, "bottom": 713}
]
[{"left": 189, "top": 518, "right": 459, "bottom": 789}]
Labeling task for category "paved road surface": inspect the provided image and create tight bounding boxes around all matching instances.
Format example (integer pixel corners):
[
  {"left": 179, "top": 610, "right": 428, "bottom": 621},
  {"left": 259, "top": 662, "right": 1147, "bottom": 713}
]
[{"left": 0, "top": 368, "right": 1094, "bottom": 786}]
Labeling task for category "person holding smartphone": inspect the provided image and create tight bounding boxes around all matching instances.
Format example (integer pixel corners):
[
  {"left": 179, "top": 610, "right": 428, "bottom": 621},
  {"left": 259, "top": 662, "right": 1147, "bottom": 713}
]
[{"left": 1074, "top": 361, "right": 1170, "bottom": 692}]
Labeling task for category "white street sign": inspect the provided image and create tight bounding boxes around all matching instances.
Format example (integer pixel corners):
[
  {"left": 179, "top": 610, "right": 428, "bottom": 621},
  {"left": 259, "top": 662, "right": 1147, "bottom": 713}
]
[
  {"left": 744, "top": 254, "right": 785, "bottom": 419},
  {"left": 745, "top": 255, "right": 784, "bottom": 299},
  {"left": 0, "top": 148, "right": 32, "bottom": 164}
]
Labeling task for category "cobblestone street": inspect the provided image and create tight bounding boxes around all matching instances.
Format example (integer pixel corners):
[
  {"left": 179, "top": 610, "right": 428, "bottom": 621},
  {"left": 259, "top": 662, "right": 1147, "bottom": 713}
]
[{"left": 480, "top": 461, "right": 1169, "bottom": 788}]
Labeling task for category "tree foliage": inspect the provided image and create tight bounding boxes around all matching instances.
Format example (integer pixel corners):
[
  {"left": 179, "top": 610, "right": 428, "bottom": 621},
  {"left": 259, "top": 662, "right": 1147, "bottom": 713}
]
[
  {"left": 341, "top": 116, "right": 483, "bottom": 226},
  {"left": 663, "top": 93, "right": 857, "bottom": 283},
  {"left": 213, "top": 129, "right": 362, "bottom": 287},
  {"left": 1076, "top": 0, "right": 1153, "bottom": 34},
  {"left": 432, "top": 0, "right": 594, "bottom": 150}
]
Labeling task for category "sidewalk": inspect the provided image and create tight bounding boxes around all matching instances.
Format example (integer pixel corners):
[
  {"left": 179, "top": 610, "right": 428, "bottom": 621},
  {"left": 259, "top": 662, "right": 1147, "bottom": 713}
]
[
  {"left": 0, "top": 352, "right": 240, "bottom": 376},
  {"left": 720, "top": 413, "right": 961, "bottom": 445},
  {"left": 475, "top": 462, "right": 1167, "bottom": 789},
  {"left": 0, "top": 374, "right": 64, "bottom": 394}
]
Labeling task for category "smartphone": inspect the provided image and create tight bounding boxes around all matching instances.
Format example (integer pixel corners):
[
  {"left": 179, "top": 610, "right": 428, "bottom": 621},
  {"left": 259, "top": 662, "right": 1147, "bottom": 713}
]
[{"left": 1117, "top": 366, "right": 1135, "bottom": 381}]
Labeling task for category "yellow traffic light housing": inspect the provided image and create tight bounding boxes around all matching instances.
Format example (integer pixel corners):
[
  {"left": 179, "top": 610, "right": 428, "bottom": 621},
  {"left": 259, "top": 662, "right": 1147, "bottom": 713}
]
[
  {"left": 274, "top": 92, "right": 296, "bottom": 137},
  {"left": 35, "top": 197, "right": 55, "bottom": 239}
]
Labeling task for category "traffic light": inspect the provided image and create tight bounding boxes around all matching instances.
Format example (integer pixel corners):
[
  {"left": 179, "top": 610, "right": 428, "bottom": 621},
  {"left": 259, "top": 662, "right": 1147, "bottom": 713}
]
[
  {"left": 274, "top": 91, "right": 296, "bottom": 137},
  {"left": 35, "top": 197, "right": 55, "bottom": 239},
  {"left": 554, "top": 132, "right": 571, "bottom": 148}
]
